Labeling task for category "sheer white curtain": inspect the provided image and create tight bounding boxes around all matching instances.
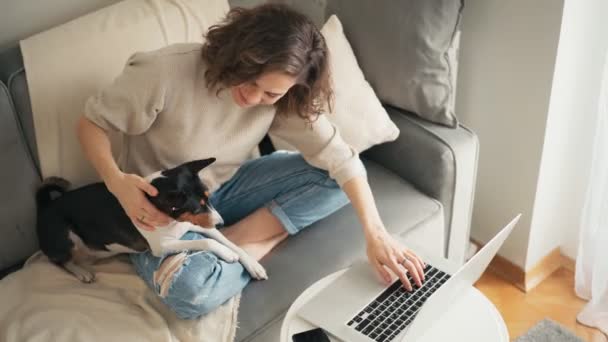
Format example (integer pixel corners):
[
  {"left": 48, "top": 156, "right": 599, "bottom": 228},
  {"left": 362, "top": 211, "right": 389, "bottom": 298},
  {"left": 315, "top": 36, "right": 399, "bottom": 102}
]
[{"left": 575, "top": 52, "right": 608, "bottom": 335}]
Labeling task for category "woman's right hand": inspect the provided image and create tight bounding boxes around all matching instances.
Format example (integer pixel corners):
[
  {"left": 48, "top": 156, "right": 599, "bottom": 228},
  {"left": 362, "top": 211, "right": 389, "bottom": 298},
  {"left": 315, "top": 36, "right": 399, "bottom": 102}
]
[{"left": 107, "top": 172, "right": 171, "bottom": 231}]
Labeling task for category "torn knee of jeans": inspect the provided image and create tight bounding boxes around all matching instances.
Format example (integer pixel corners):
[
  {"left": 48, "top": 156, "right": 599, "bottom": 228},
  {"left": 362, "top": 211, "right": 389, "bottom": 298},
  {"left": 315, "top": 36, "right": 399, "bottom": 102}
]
[{"left": 153, "top": 252, "right": 188, "bottom": 298}]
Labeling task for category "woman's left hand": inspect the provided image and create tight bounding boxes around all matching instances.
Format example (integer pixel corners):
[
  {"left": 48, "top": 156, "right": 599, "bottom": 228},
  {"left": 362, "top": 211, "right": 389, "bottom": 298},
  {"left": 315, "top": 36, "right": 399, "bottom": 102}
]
[{"left": 366, "top": 229, "right": 426, "bottom": 291}]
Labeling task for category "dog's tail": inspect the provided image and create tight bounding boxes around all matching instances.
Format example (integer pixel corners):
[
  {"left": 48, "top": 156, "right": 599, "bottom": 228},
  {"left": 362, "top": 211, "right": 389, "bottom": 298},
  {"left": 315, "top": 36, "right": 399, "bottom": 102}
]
[{"left": 36, "top": 177, "right": 71, "bottom": 208}]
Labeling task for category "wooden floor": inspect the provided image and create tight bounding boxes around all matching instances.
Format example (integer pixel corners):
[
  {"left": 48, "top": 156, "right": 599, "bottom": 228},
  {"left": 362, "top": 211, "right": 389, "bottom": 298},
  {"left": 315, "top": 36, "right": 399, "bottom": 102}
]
[{"left": 475, "top": 268, "right": 606, "bottom": 341}]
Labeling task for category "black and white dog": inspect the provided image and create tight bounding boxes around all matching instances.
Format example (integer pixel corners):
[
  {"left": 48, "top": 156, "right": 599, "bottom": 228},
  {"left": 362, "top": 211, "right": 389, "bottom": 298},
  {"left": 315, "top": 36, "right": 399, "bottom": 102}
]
[{"left": 36, "top": 158, "right": 267, "bottom": 283}]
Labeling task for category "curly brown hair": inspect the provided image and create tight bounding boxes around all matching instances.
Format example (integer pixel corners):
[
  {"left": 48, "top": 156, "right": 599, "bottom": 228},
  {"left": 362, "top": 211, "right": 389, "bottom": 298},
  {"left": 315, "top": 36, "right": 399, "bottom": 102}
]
[{"left": 201, "top": 4, "right": 333, "bottom": 121}]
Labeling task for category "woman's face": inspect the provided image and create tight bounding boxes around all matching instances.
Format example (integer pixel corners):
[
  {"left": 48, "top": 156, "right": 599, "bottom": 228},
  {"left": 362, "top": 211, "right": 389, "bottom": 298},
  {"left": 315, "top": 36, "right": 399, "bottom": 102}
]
[{"left": 231, "top": 71, "right": 296, "bottom": 108}]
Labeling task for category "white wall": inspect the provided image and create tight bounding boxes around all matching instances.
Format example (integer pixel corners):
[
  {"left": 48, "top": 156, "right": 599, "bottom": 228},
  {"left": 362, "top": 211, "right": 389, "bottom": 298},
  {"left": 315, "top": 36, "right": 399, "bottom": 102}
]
[
  {"left": 456, "top": 0, "right": 564, "bottom": 269},
  {"left": 528, "top": 0, "right": 608, "bottom": 266},
  {"left": 458, "top": 0, "right": 608, "bottom": 270}
]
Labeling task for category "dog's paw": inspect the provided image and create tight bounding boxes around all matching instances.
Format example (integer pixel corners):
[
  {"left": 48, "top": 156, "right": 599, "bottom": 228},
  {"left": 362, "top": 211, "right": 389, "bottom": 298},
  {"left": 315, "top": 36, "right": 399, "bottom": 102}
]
[
  {"left": 224, "top": 251, "right": 240, "bottom": 263},
  {"left": 64, "top": 262, "right": 95, "bottom": 283},
  {"left": 240, "top": 255, "right": 268, "bottom": 280},
  {"left": 204, "top": 239, "right": 240, "bottom": 263},
  {"left": 216, "top": 246, "right": 240, "bottom": 263},
  {"left": 74, "top": 268, "right": 95, "bottom": 283}
]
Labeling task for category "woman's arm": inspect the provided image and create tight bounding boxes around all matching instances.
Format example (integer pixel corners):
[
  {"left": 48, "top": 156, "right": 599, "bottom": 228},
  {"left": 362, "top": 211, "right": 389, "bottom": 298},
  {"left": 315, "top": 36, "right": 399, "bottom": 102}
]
[
  {"left": 269, "top": 113, "right": 425, "bottom": 289},
  {"left": 77, "top": 51, "right": 170, "bottom": 230},
  {"left": 76, "top": 116, "right": 169, "bottom": 230},
  {"left": 76, "top": 117, "right": 122, "bottom": 187},
  {"left": 342, "top": 175, "right": 426, "bottom": 291}
]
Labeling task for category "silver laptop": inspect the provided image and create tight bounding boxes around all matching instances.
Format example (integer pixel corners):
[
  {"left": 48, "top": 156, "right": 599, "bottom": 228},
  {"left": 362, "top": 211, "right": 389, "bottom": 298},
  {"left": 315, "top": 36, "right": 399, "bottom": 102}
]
[{"left": 298, "top": 215, "right": 521, "bottom": 342}]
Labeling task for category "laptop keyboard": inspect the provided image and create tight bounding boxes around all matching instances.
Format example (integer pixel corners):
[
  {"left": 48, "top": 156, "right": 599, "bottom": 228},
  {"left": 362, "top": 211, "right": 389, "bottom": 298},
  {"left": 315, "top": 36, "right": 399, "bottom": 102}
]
[{"left": 346, "top": 264, "right": 450, "bottom": 342}]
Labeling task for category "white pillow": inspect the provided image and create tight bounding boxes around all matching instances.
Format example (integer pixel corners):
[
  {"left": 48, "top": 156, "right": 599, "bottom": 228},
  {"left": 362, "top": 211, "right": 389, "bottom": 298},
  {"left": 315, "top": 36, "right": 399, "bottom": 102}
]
[
  {"left": 21, "top": 0, "right": 230, "bottom": 186},
  {"left": 270, "top": 15, "right": 399, "bottom": 153}
]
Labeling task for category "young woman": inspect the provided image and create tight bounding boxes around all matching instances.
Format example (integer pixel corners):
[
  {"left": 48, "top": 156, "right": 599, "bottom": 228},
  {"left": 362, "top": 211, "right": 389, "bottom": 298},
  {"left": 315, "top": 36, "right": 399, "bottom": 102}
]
[{"left": 77, "top": 4, "right": 425, "bottom": 319}]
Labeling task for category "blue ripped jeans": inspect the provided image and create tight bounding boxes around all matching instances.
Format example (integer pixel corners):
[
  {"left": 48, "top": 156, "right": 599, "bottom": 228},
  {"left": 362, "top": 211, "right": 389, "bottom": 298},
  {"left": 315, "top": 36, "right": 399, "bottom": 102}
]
[{"left": 130, "top": 151, "right": 350, "bottom": 319}]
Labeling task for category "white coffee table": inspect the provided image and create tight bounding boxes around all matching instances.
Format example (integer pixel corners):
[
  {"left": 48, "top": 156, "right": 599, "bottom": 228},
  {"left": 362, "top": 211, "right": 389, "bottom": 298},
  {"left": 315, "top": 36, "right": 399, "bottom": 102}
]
[{"left": 281, "top": 269, "right": 508, "bottom": 342}]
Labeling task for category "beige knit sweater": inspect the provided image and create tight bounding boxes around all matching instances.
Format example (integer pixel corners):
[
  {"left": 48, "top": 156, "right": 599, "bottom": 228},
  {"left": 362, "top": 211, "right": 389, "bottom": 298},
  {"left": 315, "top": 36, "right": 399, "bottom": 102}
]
[{"left": 85, "top": 43, "right": 365, "bottom": 191}]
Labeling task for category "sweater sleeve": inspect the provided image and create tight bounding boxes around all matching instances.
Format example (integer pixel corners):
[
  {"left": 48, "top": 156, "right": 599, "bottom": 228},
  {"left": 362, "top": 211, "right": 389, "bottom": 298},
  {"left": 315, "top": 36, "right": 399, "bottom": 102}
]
[
  {"left": 269, "top": 113, "right": 367, "bottom": 186},
  {"left": 84, "top": 51, "right": 166, "bottom": 135}
]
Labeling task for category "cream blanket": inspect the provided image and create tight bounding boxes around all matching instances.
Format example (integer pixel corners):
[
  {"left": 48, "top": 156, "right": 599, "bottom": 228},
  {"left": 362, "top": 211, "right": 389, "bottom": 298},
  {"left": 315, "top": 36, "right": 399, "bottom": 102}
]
[
  {"left": 14, "top": 0, "right": 240, "bottom": 340},
  {"left": 0, "top": 252, "right": 240, "bottom": 342}
]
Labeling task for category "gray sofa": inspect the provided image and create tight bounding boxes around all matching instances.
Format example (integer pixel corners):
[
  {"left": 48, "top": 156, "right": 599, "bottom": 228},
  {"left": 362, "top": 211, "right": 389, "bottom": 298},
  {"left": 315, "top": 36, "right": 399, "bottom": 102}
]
[{"left": 0, "top": 1, "right": 478, "bottom": 341}]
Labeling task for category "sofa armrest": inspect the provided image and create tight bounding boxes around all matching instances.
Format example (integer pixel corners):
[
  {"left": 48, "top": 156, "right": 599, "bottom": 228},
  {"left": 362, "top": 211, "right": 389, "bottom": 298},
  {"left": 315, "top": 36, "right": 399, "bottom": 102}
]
[{"left": 362, "top": 106, "right": 479, "bottom": 264}]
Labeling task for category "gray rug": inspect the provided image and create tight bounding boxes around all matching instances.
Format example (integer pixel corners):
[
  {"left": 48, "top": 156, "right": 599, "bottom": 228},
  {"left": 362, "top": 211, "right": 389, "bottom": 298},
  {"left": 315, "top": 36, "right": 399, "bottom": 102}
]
[{"left": 515, "top": 319, "right": 584, "bottom": 342}]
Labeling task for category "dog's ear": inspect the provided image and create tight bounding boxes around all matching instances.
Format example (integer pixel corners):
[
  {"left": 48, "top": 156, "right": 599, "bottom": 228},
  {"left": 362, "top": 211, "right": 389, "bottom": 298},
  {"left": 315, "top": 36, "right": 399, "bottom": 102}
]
[
  {"left": 162, "top": 158, "right": 216, "bottom": 178},
  {"left": 183, "top": 158, "right": 216, "bottom": 175}
]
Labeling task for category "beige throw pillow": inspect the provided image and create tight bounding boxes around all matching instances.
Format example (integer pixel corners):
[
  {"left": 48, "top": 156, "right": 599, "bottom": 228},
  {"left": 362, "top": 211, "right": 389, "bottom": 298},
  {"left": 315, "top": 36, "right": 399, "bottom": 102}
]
[
  {"left": 20, "top": 0, "right": 230, "bottom": 186},
  {"left": 270, "top": 15, "right": 399, "bottom": 153}
]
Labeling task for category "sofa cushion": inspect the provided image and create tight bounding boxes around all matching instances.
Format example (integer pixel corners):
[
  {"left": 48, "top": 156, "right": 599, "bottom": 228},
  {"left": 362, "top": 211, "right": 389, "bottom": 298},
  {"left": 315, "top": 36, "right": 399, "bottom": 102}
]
[
  {"left": 0, "top": 46, "right": 39, "bottom": 172},
  {"left": 8, "top": 69, "right": 39, "bottom": 172},
  {"left": 0, "top": 45, "right": 23, "bottom": 85},
  {"left": 236, "top": 159, "right": 444, "bottom": 341},
  {"left": 325, "top": 0, "right": 464, "bottom": 128},
  {"left": 0, "top": 81, "right": 40, "bottom": 271}
]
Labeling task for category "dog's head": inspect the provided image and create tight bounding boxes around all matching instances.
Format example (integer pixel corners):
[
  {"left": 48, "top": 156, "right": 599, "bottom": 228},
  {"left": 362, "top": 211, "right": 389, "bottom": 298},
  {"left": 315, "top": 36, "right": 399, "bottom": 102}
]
[{"left": 145, "top": 158, "right": 223, "bottom": 228}]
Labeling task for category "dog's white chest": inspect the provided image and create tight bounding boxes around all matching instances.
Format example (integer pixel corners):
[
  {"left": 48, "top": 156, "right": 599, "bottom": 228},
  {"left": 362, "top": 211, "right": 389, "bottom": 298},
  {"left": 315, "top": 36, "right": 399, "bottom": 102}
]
[{"left": 136, "top": 221, "right": 195, "bottom": 257}]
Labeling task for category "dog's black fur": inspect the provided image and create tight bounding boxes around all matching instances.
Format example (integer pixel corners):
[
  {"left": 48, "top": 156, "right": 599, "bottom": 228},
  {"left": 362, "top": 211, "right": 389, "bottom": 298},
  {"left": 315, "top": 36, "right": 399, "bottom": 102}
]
[{"left": 36, "top": 158, "right": 217, "bottom": 271}]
